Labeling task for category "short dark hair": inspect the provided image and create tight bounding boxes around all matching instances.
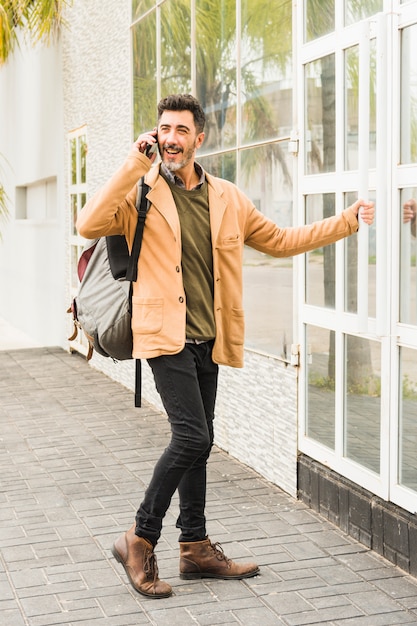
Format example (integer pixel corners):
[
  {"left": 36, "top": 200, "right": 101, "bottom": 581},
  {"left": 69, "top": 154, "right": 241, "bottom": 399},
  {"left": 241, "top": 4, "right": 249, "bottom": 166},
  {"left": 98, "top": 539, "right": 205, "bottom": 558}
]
[{"left": 157, "top": 94, "right": 206, "bottom": 133}]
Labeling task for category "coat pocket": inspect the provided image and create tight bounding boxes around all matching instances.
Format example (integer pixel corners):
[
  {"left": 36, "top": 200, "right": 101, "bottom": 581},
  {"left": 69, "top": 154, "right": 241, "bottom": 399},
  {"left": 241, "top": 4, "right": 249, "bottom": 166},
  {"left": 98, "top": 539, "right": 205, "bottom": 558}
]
[
  {"left": 131, "top": 297, "right": 163, "bottom": 334},
  {"left": 228, "top": 307, "right": 245, "bottom": 345}
]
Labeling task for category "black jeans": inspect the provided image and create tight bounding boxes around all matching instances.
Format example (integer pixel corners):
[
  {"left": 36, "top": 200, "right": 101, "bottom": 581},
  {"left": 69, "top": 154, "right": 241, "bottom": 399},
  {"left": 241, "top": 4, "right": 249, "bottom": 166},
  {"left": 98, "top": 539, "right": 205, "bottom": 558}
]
[{"left": 135, "top": 340, "right": 218, "bottom": 545}]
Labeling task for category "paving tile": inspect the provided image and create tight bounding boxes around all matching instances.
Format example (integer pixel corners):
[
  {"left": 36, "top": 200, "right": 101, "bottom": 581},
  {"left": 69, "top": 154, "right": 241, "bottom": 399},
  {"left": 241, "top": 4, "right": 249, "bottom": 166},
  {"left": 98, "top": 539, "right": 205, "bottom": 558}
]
[{"left": 1, "top": 347, "right": 417, "bottom": 626}]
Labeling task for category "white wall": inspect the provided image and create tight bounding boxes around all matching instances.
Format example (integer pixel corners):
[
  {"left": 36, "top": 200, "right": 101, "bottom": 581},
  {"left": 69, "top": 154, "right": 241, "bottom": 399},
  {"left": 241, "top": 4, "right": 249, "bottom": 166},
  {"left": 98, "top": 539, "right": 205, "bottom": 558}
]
[
  {"left": 0, "top": 38, "right": 65, "bottom": 345},
  {"left": 61, "top": 0, "right": 133, "bottom": 190}
]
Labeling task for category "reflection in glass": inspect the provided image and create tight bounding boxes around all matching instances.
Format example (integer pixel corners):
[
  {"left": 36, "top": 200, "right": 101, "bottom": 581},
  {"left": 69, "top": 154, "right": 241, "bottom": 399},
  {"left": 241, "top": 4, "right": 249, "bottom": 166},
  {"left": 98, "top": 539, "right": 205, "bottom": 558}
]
[
  {"left": 198, "top": 151, "right": 236, "bottom": 183},
  {"left": 305, "top": 54, "right": 335, "bottom": 174},
  {"left": 306, "top": 325, "right": 335, "bottom": 449},
  {"left": 79, "top": 135, "right": 87, "bottom": 184},
  {"left": 345, "top": 46, "right": 358, "bottom": 171},
  {"left": 239, "top": 143, "right": 293, "bottom": 358},
  {"left": 345, "top": 334, "right": 381, "bottom": 474},
  {"left": 344, "top": 43, "right": 376, "bottom": 171},
  {"left": 70, "top": 138, "right": 77, "bottom": 185},
  {"left": 400, "top": 188, "right": 417, "bottom": 325},
  {"left": 399, "top": 347, "right": 417, "bottom": 491},
  {"left": 196, "top": 0, "right": 237, "bottom": 152},
  {"left": 345, "top": 0, "right": 382, "bottom": 26},
  {"left": 161, "top": 1, "right": 191, "bottom": 97},
  {"left": 71, "top": 194, "right": 77, "bottom": 236},
  {"left": 305, "top": 0, "right": 334, "bottom": 42},
  {"left": 132, "top": 0, "right": 154, "bottom": 20},
  {"left": 305, "top": 194, "right": 335, "bottom": 309},
  {"left": 132, "top": 12, "right": 157, "bottom": 136},
  {"left": 401, "top": 25, "right": 417, "bottom": 164},
  {"left": 240, "top": 0, "right": 292, "bottom": 144},
  {"left": 345, "top": 192, "right": 376, "bottom": 317}
]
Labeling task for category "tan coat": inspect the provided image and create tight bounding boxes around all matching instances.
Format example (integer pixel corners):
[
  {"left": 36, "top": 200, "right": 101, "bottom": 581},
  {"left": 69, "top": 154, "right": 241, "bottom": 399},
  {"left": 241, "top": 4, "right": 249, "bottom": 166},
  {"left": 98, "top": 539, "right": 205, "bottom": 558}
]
[{"left": 77, "top": 148, "right": 359, "bottom": 367}]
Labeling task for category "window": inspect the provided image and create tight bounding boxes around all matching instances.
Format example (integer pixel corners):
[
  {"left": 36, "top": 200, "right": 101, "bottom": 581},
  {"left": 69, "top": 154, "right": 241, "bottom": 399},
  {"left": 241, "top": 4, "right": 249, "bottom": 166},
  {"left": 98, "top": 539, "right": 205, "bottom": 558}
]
[
  {"left": 68, "top": 126, "right": 89, "bottom": 355},
  {"left": 131, "top": 0, "right": 294, "bottom": 360}
]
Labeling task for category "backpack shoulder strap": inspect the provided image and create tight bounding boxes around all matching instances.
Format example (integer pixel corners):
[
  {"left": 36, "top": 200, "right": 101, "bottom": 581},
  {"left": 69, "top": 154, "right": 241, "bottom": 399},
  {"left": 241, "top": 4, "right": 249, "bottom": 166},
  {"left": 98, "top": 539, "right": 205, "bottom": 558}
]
[
  {"left": 128, "top": 176, "right": 150, "bottom": 409},
  {"left": 126, "top": 176, "right": 151, "bottom": 283}
]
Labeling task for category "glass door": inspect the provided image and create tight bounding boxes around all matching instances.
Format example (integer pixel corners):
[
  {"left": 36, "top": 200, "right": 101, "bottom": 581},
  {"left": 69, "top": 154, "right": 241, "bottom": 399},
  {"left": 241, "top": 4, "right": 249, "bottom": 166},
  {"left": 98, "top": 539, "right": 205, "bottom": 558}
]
[
  {"left": 297, "top": 1, "right": 391, "bottom": 502},
  {"left": 297, "top": 0, "right": 417, "bottom": 514},
  {"left": 390, "top": 2, "right": 417, "bottom": 513}
]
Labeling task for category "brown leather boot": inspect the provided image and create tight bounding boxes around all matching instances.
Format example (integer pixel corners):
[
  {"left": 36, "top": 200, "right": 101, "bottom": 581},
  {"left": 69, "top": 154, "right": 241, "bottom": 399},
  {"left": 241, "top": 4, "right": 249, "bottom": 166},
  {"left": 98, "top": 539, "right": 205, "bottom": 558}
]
[
  {"left": 179, "top": 538, "right": 259, "bottom": 580},
  {"left": 112, "top": 525, "right": 172, "bottom": 598}
]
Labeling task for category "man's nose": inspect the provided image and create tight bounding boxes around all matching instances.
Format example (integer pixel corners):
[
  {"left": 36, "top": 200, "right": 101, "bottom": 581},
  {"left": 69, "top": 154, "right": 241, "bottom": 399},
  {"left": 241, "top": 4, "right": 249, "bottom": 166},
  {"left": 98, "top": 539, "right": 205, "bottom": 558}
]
[{"left": 166, "top": 130, "right": 178, "bottom": 144}]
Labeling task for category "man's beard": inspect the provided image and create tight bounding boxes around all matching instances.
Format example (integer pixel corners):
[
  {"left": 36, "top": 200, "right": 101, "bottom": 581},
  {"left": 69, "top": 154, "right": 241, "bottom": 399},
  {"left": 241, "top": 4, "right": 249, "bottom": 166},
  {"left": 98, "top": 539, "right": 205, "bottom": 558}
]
[{"left": 162, "top": 143, "right": 195, "bottom": 172}]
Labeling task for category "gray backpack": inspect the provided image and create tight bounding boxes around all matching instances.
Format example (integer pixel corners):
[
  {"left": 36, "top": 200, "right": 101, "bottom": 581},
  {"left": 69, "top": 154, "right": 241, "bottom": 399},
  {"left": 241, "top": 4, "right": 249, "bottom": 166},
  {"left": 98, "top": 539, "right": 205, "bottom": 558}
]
[{"left": 68, "top": 178, "right": 149, "bottom": 404}]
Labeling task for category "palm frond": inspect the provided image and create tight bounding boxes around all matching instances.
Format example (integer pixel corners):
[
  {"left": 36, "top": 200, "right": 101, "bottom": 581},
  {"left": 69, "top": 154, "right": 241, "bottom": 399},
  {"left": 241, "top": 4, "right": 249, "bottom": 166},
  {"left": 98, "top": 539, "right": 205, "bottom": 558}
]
[{"left": 0, "top": 0, "right": 70, "bottom": 66}]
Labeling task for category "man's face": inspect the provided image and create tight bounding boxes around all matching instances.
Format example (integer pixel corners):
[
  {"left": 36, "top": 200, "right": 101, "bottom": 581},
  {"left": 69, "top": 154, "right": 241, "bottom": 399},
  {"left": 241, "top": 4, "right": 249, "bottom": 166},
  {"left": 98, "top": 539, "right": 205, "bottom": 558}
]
[{"left": 157, "top": 110, "right": 204, "bottom": 173}]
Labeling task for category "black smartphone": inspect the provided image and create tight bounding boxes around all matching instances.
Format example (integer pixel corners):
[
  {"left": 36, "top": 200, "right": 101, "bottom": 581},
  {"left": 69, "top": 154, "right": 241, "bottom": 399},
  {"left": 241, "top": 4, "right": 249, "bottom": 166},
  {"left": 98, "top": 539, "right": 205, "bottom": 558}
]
[
  {"left": 145, "top": 141, "right": 158, "bottom": 157},
  {"left": 145, "top": 130, "right": 158, "bottom": 156}
]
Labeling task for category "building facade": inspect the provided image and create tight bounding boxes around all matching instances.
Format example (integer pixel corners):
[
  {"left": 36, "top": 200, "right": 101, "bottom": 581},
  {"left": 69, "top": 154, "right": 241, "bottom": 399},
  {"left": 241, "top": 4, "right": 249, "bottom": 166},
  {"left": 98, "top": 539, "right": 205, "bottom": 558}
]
[{"left": 1, "top": 0, "right": 416, "bottom": 574}]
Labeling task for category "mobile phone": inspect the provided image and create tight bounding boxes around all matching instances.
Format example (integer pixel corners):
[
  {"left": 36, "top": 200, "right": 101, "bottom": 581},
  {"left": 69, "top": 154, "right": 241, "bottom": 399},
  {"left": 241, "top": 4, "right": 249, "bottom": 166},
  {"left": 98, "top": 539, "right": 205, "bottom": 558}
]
[{"left": 145, "top": 141, "right": 158, "bottom": 157}]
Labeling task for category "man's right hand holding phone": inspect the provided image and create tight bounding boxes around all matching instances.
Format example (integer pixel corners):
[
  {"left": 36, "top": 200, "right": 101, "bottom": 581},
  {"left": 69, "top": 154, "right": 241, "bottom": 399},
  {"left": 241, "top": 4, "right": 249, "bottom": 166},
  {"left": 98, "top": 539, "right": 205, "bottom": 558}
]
[{"left": 134, "top": 127, "right": 158, "bottom": 162}]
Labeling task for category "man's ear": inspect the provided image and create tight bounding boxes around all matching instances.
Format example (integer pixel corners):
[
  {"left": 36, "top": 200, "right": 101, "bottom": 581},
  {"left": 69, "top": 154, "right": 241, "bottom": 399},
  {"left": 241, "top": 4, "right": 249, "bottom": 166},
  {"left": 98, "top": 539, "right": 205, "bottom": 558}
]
[{"left": 196, "top": 132, "right": 205, "bottom": 149}]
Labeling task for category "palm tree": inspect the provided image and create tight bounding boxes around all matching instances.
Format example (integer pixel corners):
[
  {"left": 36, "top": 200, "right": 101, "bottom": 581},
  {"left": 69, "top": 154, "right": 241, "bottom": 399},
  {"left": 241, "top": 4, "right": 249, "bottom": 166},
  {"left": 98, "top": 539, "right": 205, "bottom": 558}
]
[{"left": 0, "top": 0, "right": 69, "bottom": 232}]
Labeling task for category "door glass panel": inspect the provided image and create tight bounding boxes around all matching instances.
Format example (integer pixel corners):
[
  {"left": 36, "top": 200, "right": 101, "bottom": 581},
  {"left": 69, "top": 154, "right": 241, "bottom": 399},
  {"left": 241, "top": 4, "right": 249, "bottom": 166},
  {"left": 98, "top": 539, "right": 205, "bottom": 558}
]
[
  {"left": 344, "top": 192, "right": 376, "bottom": 317},
  {"left": 305, "top": 54, "right": 335, "bottom": 174},
  {"left": 401, "top": 24, "right": 417, "bottom": 164},
  {"left": 306, "top": 325, "right": 335, "bottom": 449},
  {"left": 196, "top": 0, "right": 237, "bottom": 152},
  {"left": 345, "top": 45, "right": 359, "bottom": 171},
  {"left": 345, "top": 0, "right": 383, "bottom": 26},
  {"left": 305, "top": 194, "right": 335, "bottom": 308},
  {"left": 344, "top": 334, "right": 381, "bottom": 474},
  {"left": 345, "top": 42, "right": 377, "bottom": 171},
  {"left": 240, "top": 0, "right": 292, "bottom": 144},
  {"left": 399, "top": 346, "right": 417, "bottom": 491},
  {"left": 400, "top": 188, "right": 417, "bottom": 325},
  {"left": 305, "top": 0, "right": 334, "bottom": 42}
]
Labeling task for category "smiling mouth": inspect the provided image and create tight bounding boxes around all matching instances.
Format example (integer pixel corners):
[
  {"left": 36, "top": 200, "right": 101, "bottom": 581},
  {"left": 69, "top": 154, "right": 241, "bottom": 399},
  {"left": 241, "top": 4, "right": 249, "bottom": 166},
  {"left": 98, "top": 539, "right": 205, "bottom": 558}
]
[{"left": 164, "top": 145, "right": 182, "bottom": 155}]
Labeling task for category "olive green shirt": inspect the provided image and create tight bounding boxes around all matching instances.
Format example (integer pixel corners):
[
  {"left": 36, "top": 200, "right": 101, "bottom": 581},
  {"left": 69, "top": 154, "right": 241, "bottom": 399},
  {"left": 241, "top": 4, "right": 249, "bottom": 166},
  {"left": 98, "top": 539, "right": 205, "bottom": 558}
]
[{"left": 161, "top": 169, "right": 215, "bottom": 341}]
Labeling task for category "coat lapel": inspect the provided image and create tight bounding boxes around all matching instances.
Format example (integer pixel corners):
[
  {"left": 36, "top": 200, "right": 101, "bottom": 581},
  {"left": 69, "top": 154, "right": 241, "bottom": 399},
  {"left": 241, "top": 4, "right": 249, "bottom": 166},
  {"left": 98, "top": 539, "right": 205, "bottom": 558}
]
[
  {"left": 144, "top": 167, "right": 227, "bottom": 245},
  {"left": 206, "top": 173, "right": 227, "bottom": 246},
  {"left": 145, "top": 167, "right": 181, "bottom": 240}
]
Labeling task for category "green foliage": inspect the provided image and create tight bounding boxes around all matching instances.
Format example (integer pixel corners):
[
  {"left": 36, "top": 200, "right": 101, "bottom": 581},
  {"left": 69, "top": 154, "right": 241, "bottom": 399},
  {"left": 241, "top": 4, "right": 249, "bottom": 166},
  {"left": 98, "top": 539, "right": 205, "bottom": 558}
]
[
  {"left": 309, "top": 372, "right": 382, "bottom": 398},
  {"left": 0, "top": 0, "right": 71, "bottom": 66},
  {"left": 402, "top": 375, "right": 417, "bottom": 401},
  {"left": 347, "top": 375, "right": 381, "bottom": 398},
  {"left": 0, "top": 1, "right": 70, "bottom": 235},
  {"left": 309, "top": 373, "right": 335, "bottom": 392},
  {"left": 132, "top": 0, "right": 293, "bottom": 148}
]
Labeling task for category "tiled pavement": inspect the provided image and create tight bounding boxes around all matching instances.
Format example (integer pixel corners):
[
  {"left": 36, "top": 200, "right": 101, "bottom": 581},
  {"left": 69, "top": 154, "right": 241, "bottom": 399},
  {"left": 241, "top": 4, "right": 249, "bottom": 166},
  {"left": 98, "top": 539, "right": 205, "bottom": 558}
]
[{"left": 1, "top": 346, "right": 417, "bottom": 626}]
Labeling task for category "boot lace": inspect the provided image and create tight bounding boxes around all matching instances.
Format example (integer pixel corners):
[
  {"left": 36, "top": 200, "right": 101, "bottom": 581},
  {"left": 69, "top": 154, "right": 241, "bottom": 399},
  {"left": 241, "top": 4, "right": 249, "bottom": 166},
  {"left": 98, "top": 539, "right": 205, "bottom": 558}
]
[
  {"left": 143, "top": 550, "right": 159, "bottom": 585},
  {"left": 209, "top": 540, "right": 232, "bottom": 566}
]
